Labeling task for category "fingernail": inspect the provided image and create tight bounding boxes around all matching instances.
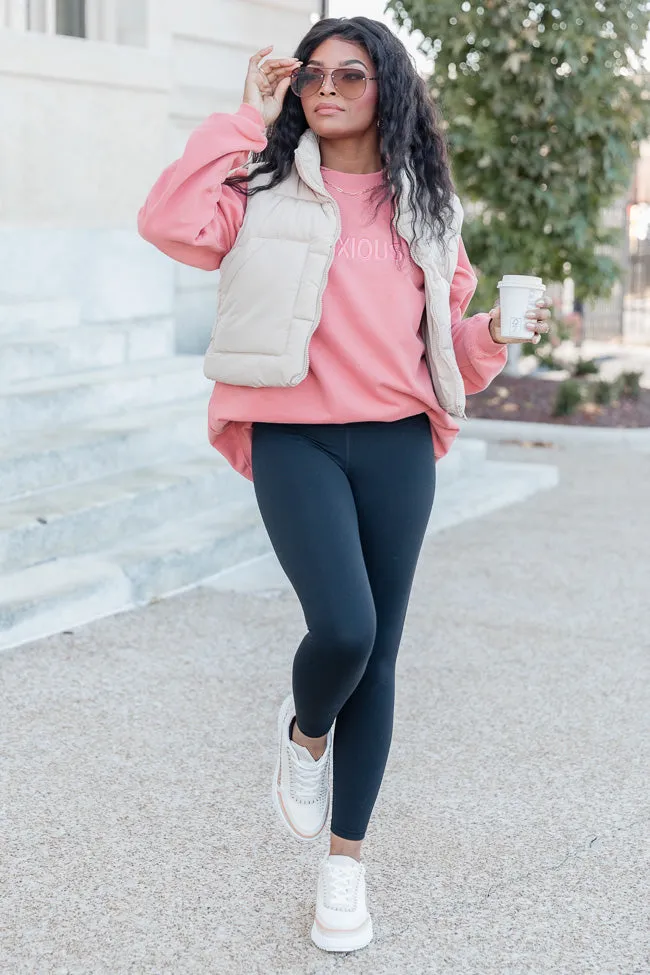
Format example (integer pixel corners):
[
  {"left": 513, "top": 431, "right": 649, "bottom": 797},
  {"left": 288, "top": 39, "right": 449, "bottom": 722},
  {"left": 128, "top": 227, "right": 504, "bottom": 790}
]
[
  {"left": 536, "top": 300, "right": 546, "bottom": 307},
  {"left": 526, "top": 312, "right": 537, "bottom": 319}
]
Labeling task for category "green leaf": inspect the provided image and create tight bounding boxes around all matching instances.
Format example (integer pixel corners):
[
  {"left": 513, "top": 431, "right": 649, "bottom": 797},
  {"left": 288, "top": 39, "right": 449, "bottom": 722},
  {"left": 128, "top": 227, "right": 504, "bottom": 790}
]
[{"left": 387, "top": 0, "right": 650, "bottom": 303}]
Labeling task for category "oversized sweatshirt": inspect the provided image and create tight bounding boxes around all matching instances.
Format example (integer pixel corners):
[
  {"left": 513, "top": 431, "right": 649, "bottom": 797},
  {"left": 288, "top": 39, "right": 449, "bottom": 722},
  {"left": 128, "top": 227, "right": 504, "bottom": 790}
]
[{"left": 137, "top": 103, "right": 508, "bottom": 481}]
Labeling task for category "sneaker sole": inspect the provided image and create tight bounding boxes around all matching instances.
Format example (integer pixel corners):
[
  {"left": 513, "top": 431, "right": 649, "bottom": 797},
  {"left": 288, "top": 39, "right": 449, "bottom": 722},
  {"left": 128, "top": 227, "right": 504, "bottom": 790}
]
[
  {"left": 271, "top": 695, "right": 331, "bottom": 843},
  {"left": 310, "top": 914, "right": 373, "bottom": 952}
]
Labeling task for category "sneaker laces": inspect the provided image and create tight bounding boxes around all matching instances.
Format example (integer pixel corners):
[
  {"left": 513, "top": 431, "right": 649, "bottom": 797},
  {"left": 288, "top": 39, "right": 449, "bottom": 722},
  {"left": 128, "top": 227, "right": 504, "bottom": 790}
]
[
  {"left": 324, "top": 861, "right": 359, "bottom": 909},
  {"left": 290, "top": 746, "right": 328, "bottom": 803}
]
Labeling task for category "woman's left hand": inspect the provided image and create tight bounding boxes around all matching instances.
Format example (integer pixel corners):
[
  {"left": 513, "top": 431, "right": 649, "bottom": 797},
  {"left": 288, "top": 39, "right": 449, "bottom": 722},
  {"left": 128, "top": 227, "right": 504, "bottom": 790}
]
[{"left": 488, "top": 295, "right": 554, "bottom": 345}]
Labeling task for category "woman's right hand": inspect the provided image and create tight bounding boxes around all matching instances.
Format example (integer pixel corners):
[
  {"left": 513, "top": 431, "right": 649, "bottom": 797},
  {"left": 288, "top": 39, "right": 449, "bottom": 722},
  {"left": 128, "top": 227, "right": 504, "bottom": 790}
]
[{"left": 243, "top": 46, "right": 302, "bottom": 128}]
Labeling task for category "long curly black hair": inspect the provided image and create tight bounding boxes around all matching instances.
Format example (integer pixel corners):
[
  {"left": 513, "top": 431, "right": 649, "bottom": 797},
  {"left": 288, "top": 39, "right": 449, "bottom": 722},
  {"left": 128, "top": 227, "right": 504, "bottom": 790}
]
[{"left": 225, "top": 16, "right": 456, "bottom": 252}]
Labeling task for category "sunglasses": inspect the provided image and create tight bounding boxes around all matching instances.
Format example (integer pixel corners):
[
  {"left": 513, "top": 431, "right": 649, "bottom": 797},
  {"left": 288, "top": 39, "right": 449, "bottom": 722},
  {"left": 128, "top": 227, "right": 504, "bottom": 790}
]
[{"left": 290, "top": 66, "right": 378, "bottom": 100}]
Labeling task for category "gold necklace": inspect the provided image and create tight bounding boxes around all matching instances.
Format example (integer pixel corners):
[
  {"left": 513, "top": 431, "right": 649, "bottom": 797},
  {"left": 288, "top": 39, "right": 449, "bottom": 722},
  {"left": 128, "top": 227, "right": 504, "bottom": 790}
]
[{"left": 322, "top": 177, "right": 378, "bottom": 198}]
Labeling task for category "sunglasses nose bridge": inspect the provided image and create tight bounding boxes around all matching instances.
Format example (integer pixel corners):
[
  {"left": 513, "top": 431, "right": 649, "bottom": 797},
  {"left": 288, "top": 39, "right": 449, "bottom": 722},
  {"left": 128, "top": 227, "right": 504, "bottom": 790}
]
[{"left": 315, "top": 69, "right": 336, "bottom": 94}]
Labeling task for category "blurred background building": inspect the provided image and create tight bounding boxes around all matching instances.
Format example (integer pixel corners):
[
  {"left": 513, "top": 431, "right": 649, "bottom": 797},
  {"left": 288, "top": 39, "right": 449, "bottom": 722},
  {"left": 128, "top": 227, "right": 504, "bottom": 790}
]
[{"left": 0, "top": 0, "right": 316, "bottom": 353}]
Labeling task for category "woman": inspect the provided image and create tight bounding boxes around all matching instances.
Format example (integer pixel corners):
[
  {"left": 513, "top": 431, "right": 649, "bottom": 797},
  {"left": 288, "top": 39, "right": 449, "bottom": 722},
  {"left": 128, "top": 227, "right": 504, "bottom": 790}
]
[{"left": 138, "top": 16, "right": 552, "bottom": 954}]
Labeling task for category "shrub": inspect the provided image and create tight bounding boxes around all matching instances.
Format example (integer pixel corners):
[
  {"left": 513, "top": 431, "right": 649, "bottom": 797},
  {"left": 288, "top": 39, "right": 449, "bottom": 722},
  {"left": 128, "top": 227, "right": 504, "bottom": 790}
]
[
  {"left": 522, "top": 312, "right": 566, "bottom": 360},
  {"left": 572, "top": 358, "right": 600, "bottom": 377},
  {"left": 536, "top": 352, "right": 564, "bottom": 371},
  {"left": 553, "top": 379, "right": 583, "bottom": 416},
  {"left": 556, "top": 319, "right": 572, "bottom": 343},
  {"left": 521, "top": 331, "right": 550, "bottom": 357},
  {"left": 592, "top": 380, "right": 613, "bottom": 406},
  {"left": 619, "top": 370, "right": 642, "bottom": 400}
]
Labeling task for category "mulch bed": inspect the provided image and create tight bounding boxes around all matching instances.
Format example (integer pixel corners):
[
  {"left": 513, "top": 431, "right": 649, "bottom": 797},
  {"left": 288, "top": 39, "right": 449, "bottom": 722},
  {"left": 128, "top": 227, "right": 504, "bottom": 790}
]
[{"left": 467, "top": 375, "right": 650, "bottom": 427}]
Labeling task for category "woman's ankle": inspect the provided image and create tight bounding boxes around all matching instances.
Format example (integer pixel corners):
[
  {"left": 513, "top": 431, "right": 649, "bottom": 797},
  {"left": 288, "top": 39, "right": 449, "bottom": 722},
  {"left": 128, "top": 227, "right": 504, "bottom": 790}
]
[
  {"left": 290, "top": 717, "right": 327, "bottom": 759},
  {"left": 329, "top": 833, "right": 362, "bottom": 862}
]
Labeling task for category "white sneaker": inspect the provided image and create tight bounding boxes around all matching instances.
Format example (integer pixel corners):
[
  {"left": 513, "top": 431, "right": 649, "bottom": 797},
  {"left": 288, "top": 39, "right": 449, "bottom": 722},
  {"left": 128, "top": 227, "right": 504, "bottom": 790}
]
[
  {"left": 311, "top": 853, "right": 373, "bottom": 952},
  {"left": 271, "top": 693, "right": 332, "bottom": 842}
]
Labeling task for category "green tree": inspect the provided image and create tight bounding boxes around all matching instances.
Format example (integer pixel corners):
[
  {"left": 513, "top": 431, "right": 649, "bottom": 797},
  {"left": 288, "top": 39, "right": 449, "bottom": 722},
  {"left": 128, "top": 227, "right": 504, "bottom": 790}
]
[{"left": 387, "top": 0, "right": 650, "bottom": 311}]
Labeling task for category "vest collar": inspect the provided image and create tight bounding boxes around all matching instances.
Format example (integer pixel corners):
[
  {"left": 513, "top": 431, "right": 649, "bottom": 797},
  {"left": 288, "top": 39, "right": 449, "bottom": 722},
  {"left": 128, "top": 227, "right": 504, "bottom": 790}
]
[
  {"left": 292, "top": 128, "right": 451, "bottom": 267},
  {"left": 293, "top": 126, "right": 420, "bottom": 226},
  {"left": 294, "top": 127, "right": 329, "bottom": 199}
]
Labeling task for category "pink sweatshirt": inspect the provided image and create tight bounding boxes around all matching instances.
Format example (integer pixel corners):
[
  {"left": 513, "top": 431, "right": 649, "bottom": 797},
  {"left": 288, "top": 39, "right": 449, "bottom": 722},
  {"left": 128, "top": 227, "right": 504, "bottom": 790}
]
[{"left": 138, "top": 103, "right": 507, "bottom": 481}]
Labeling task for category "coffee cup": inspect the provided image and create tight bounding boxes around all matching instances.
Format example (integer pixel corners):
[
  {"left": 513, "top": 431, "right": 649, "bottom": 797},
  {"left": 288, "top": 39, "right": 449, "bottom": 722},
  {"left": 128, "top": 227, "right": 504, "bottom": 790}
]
[{"left": 497, "top": 274, "right": 546, "bottom": 339}]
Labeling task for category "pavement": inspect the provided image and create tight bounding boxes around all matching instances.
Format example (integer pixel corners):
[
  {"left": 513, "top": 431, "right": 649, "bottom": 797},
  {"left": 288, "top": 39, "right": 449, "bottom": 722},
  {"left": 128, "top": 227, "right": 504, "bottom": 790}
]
[{"left": 1, "top": 434, "right": 649, "bottom": 975}]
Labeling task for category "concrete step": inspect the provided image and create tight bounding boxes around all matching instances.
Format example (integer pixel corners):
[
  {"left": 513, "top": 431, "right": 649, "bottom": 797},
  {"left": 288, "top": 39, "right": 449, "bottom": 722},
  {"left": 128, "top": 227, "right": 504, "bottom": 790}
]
[
  {"left": 438, "top": 436, "right": 487, "bottom": 480},
  {"left": 110, "top": 489, "right": 265, "bottom": 603},
  {"left": 0, "top": 453, "right": 248, "bottom": 573},
  {"left": 0, "top": 356, "right": 209, "bottom": 434},
  {"left": 0, "top": 296, "right": 81, "bottom": 333},
  {"left": 0, "top": 317, "right": 175, "bottom": 384},
  {"left": 0, "top": 442, "right": 560, "bottom": 652},
  {"left": 426, "top": 457, "right": 559, "bottom": 536},
  {"left": 0, "top": 557, "right": 133, "bottom": 652},
  {"left": 0, "top": 407, "right": 486, "bottom": 504},
  {"left": 203, "top": 458, "right": 560, "bottom": 596},
  {"left": 0, "top": 398, "right": 208, "bottom": 502},
  {"left": 0, "top": 495, "right": 267, "bottom": 651}
]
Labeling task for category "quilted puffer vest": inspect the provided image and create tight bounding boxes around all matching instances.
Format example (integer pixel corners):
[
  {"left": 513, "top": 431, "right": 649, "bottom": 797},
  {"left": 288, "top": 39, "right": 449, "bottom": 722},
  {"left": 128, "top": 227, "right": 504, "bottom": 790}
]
[{"left": 203, "top": 126, "right": 468, "bottom": 418}]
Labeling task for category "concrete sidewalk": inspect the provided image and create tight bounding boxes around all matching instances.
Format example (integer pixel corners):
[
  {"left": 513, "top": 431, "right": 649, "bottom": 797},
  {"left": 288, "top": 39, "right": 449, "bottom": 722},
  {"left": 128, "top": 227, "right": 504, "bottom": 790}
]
[{"left": 1, "top": 440, "right": 648, "bottom": 974}]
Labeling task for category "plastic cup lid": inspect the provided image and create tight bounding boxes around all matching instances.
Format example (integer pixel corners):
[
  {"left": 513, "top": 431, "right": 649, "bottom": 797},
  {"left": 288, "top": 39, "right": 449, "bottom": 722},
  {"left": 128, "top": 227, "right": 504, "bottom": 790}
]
[{"left": 497, "top": 274, "right": 545, "bottom": 288}]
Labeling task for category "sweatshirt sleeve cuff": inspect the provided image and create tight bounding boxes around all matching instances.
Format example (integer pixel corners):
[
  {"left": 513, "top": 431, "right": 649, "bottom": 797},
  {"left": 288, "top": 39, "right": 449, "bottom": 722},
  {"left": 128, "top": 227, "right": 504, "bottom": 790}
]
[
  {"left": 236, "top": 102, "right": 266, "bottom": 130},
  {"left": 470, "top": 312, "right": 509, "bottom": 357}
]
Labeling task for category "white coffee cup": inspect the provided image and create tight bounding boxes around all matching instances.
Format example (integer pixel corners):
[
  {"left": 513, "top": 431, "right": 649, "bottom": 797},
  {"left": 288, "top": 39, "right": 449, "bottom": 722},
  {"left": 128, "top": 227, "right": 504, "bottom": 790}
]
[{"left": 497, "top": 274, "right": 546, "bottom": 339}]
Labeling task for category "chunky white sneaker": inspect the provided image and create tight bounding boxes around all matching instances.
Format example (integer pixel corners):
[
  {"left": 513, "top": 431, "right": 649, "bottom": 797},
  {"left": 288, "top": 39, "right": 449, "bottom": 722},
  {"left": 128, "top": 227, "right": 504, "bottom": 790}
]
[
  {"left": 271, "top": 693, "right": 332, "bottom": 842},
  {"left": 311, "top": 853, "right": 373, "bottom": 952}
]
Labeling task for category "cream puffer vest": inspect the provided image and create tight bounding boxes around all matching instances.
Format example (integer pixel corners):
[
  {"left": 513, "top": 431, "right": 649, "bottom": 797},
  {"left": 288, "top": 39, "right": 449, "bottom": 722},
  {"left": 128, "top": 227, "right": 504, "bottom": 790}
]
[{"left": 203, "top": 126, "right": 468, "bottom": 418}]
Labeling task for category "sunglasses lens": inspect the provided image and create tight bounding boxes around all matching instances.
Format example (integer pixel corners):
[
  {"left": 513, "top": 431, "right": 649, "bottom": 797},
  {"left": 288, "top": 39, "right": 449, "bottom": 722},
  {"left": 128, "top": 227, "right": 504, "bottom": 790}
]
[
  {"left": 291, "top": 68, "right": 324, "bottom": 97},
  {"left": 332, "top": 69, "right": 367, "bottom": 99}
]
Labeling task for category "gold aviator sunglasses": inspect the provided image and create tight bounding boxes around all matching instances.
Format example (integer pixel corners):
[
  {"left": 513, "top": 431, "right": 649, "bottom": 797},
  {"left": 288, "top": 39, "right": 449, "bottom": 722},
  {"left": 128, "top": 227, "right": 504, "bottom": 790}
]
[{"left": 290, "top": 65, "right": 378, "bottom": 100}]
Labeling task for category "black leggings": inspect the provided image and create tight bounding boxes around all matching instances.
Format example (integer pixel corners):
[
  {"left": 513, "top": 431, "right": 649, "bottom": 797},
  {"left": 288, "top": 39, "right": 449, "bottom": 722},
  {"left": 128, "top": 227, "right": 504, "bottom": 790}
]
[{"left": 251, "top": 412, "right": 435, "bottom": 841}]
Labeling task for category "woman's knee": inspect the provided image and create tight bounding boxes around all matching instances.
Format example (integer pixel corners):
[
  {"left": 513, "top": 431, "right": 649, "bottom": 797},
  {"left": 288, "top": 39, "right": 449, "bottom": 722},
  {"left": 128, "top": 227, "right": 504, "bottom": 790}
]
[{"left": 314, "top": 613, "right": 377, "bottom": 668}]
